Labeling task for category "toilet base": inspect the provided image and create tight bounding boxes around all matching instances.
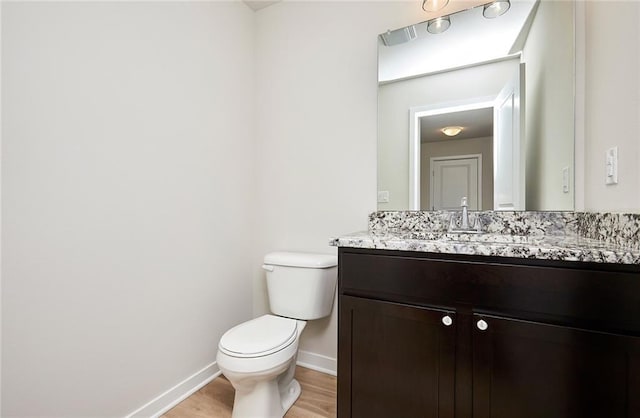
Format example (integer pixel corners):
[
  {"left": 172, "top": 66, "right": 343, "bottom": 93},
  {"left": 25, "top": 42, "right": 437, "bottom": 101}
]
[
  {"left": 217, "top": 317, "right": 308, "bottom": 418},
  {"left": 227, "top": 365, "right": 301, "bottom": 418},
  {"left": 279, "top": 378, "right": 301, "bottom": 413},
  {"left": 231, "top": 374, "right": 282, "bottom": 418}
]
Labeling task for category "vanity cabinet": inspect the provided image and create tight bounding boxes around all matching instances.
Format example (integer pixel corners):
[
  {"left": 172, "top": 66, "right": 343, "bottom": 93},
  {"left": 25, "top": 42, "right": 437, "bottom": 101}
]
[
  {"left": 337, "top": 248, "right": 640, "bottom": 418},
  {"left": 339, "top": 295, "right": 456, "bottom": 418},
  {"left": 472, "top": 313, "right": 640, "bottom": 418}
]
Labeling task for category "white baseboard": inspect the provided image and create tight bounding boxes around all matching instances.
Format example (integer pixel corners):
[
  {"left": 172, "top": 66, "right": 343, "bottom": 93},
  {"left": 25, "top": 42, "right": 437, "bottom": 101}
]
[
  {"left": 124, "top": 351, "right": 334, "bottom": 417},
  {"left": 125, "top": 361, "right": 220, "bottom": 418},
  {"left": 296, "top": 350, "right": 337, "bottom": 376}
]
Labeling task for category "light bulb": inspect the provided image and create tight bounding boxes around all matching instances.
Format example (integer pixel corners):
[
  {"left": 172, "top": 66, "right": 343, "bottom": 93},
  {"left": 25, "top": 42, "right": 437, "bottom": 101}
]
[
  {"left": 422, "top": 0, "right": 449, "bottom": 12},
  {"left": 427, "top": 16, "right": 451, "bottom": 34}
]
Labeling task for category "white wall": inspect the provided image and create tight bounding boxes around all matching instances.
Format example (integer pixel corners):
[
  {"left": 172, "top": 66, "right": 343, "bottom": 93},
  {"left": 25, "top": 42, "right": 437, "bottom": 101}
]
[
  {"left": 378, "top": 58, "right": 519, "bottom": 210},
  {"left": 1, "top": 2, "right": 255, "bottom": 416},
  {"left": 3, "top": 0, "right": 640, "bottom": 416},
  {"left": 522, "top": 0, "right": 574, "bottom": 210},
  {"left": 252, "top": 1, "right": 421, "bottom": 368},
  {"left": 583, "top": 1, "right": 640, "bottom": 211}
]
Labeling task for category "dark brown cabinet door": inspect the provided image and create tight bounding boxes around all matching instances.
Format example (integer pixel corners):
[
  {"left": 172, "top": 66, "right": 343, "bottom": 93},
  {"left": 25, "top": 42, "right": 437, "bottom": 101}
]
[
  {"left": 338, "top": 295, "right": 456, "bottom": 418},
  {"left": 473, "top": 314, "right": 640, "bottom": 418}
]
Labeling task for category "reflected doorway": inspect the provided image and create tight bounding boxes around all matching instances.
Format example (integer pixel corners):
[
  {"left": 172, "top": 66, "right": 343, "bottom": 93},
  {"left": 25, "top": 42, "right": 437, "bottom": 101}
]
[
  {"left": 415, "top": 105, "right": 494, "bottom": 211},
  {"left": 409, "top": 68, "right": 523, "bottom": 211}
]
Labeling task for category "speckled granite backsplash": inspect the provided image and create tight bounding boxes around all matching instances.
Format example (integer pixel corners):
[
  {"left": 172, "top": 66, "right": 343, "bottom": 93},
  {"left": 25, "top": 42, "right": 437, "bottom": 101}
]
[
  {"left": 369, "top": 211, "right": 640, "bottom": 250},
  {"left": 369, "top": 211, "right": 578, "bottom": 236},
  {"left": 577, "top": 212, "right": 640, "bottom": 251}
]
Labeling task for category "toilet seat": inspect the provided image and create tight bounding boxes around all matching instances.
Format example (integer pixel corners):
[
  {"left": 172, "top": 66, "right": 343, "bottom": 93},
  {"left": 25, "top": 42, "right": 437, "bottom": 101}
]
[{"left": 219, "top": 315, "right": 298, "bottom": 358}]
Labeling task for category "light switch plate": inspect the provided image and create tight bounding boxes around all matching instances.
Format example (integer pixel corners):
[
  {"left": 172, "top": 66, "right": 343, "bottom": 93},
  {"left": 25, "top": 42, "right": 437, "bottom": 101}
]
[
  {"left": 605, "top": 147, "right": 618, "bottom": 185},
  {"left": 377, "top": 191, "right": 390, "bottom": 203},
  {"left": 562, "top": 167, "right": 570, "bottom": 193}
]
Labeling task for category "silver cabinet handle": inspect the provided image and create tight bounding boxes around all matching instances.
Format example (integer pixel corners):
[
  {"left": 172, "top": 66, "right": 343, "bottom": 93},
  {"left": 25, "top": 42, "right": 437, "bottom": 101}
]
[
  {"left": 477, "top": 319, "right": 488, "bottom": 331},
  {"left": 442, "top": 315, "right": 453, "bottom": 326}
]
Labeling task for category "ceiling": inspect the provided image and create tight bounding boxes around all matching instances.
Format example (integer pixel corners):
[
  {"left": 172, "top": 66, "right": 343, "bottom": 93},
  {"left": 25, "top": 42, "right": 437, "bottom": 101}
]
[
  {"left": 420, "top": 107, "right": 493, "bottom": 143},
  {"left": 243, "top": 0, "right": 281, "bottom": 12}
]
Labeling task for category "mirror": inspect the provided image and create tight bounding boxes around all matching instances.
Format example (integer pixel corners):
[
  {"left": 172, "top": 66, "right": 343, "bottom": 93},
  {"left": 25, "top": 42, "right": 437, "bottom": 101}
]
[{"left": 377, "top": 0, "right": 575, "bottom": 211}]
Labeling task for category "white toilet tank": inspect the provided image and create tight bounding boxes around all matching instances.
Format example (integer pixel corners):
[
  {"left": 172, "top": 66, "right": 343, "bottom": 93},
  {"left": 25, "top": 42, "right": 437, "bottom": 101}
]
[{"left": 262, "top": 252, "right": 338, "bottom": 320}]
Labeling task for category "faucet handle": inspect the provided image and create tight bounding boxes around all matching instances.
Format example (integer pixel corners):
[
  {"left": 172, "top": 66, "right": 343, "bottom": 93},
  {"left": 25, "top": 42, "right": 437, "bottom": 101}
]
[
  {"left": 460, "top": 196, "right": 468, "bottom": 207},
  {"left": 473, "top": 215, "right": 481, "bottom": 232},
  {"left": 448, "top": 212, "right": 458, "bottom": 230}
]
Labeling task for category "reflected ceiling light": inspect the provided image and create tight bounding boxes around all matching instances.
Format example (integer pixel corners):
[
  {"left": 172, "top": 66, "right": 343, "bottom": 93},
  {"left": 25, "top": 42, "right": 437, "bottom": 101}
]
[
  {"left": 427, "top": 16, "right": 451, "bottom": 34},
  {"left": 483, "top": 0, "right": 511, "bottom": 18},
  {"left": 441, "top": 126, "right": 463, "bottom": 137},
  {"left": 422, "top": 0, "right": 449, "bottom": 12}
]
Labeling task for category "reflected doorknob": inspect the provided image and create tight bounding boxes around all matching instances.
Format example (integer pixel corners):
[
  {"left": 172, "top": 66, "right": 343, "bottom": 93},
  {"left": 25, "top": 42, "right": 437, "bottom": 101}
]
[{"left": 442, "top": 315, "right": 453, "bottom": 326}]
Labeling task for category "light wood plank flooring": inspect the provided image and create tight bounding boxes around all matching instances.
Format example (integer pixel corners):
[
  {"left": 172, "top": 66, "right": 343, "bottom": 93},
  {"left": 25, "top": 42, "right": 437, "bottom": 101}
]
[{"left": 162, "top": 366, "right": 336, "bottom": 418}]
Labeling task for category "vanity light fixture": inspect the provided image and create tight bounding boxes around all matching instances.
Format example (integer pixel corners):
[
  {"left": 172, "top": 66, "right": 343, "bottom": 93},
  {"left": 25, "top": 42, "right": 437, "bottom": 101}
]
[
  {"left": 427, "top": 16, "right": 451, "bottom": 34},
  {"left": 381, "top": 25, "right": 418, "bottom": 46},
  {"left": 421, "top": 0, "right": 511, "bottom": 37},
  {"left": 441, "top": 126, "right": 463, "bottom": 137},
  {"left": 483, "top": 0, "right": 511, "bottom": 18},
  {"left": 422, "top": 0, "right": 449, "bottom": 12}
]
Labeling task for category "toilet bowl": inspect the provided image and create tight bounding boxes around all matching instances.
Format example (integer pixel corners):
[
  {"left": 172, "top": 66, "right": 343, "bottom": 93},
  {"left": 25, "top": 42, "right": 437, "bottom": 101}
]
[
  {"left": 217, "top": 315, "right": 306, "bottom": 418},
  {"left": 216, "top": 252, "right": 338, "bottom": 418}
]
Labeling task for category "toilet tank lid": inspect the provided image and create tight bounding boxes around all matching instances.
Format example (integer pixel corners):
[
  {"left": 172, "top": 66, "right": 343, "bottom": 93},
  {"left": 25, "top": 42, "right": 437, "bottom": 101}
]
[{"left": 264, "top": 252, "right": 338, "bottom": 268}]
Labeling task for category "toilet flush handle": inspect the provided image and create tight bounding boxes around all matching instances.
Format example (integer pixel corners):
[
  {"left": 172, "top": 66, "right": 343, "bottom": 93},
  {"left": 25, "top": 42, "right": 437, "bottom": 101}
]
[{"left": 262, "top": 265, "right": 274, "bottom": 272}]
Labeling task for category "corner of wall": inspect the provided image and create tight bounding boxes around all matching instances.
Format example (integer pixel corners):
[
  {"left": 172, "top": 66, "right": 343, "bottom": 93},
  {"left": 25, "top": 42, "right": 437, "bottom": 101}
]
[{"left": 573, "top": 0, "right": 586, "bottom": 212}]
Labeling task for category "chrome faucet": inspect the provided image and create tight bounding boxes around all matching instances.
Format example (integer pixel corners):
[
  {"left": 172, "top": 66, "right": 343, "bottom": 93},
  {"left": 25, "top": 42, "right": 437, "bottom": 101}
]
[
  {"left": 460, "top": 196, "right": 470, "bottom": 230},
  {"left": 448, "top": 196, "right": 482, "bottom": 233}
]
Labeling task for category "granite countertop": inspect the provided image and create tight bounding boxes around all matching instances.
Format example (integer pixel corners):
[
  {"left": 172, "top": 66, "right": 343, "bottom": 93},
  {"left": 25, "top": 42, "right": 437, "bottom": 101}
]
[
  {"left": 330, "top": 230, "right": 640, "bottom": 264},
  {"left": 330, "top": 211, "right": 640, "bottom": 265}
]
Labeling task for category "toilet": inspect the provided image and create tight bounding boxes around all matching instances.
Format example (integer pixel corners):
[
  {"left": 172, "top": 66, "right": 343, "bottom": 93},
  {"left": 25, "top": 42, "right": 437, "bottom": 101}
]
[{"left": 216, "top": 251, "right": 338, "bottom": 418}]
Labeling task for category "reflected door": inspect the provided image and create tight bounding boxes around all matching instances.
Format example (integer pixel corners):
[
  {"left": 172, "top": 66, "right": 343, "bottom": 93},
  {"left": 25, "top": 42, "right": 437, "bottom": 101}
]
[
  {"left": 494, "top": 64, "right": 524, "bottom": 210},
  {"left": 430, "top": 155, "right": 481, "bottom": 210}
]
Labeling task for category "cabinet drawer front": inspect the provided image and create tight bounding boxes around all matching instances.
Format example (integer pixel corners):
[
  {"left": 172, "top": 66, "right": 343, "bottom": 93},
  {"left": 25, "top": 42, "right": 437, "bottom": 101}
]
[
  {"left": 339, "top": 251, "right": 468, "bottom": 307},
  {"left": 339, "top": 250, "right": 640, "bottom": 334}
]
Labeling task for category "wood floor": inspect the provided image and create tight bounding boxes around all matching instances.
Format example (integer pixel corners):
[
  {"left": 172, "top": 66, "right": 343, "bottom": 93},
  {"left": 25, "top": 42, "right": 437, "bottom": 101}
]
[{"left": 162, "top": 366, "right": 337, "bottom": 418}]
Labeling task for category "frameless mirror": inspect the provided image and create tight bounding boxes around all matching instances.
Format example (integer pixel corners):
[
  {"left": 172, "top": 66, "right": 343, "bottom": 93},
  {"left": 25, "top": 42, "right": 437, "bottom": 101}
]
[{"left": 377, "top": 0, "right": 575, "bottom": 211}]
